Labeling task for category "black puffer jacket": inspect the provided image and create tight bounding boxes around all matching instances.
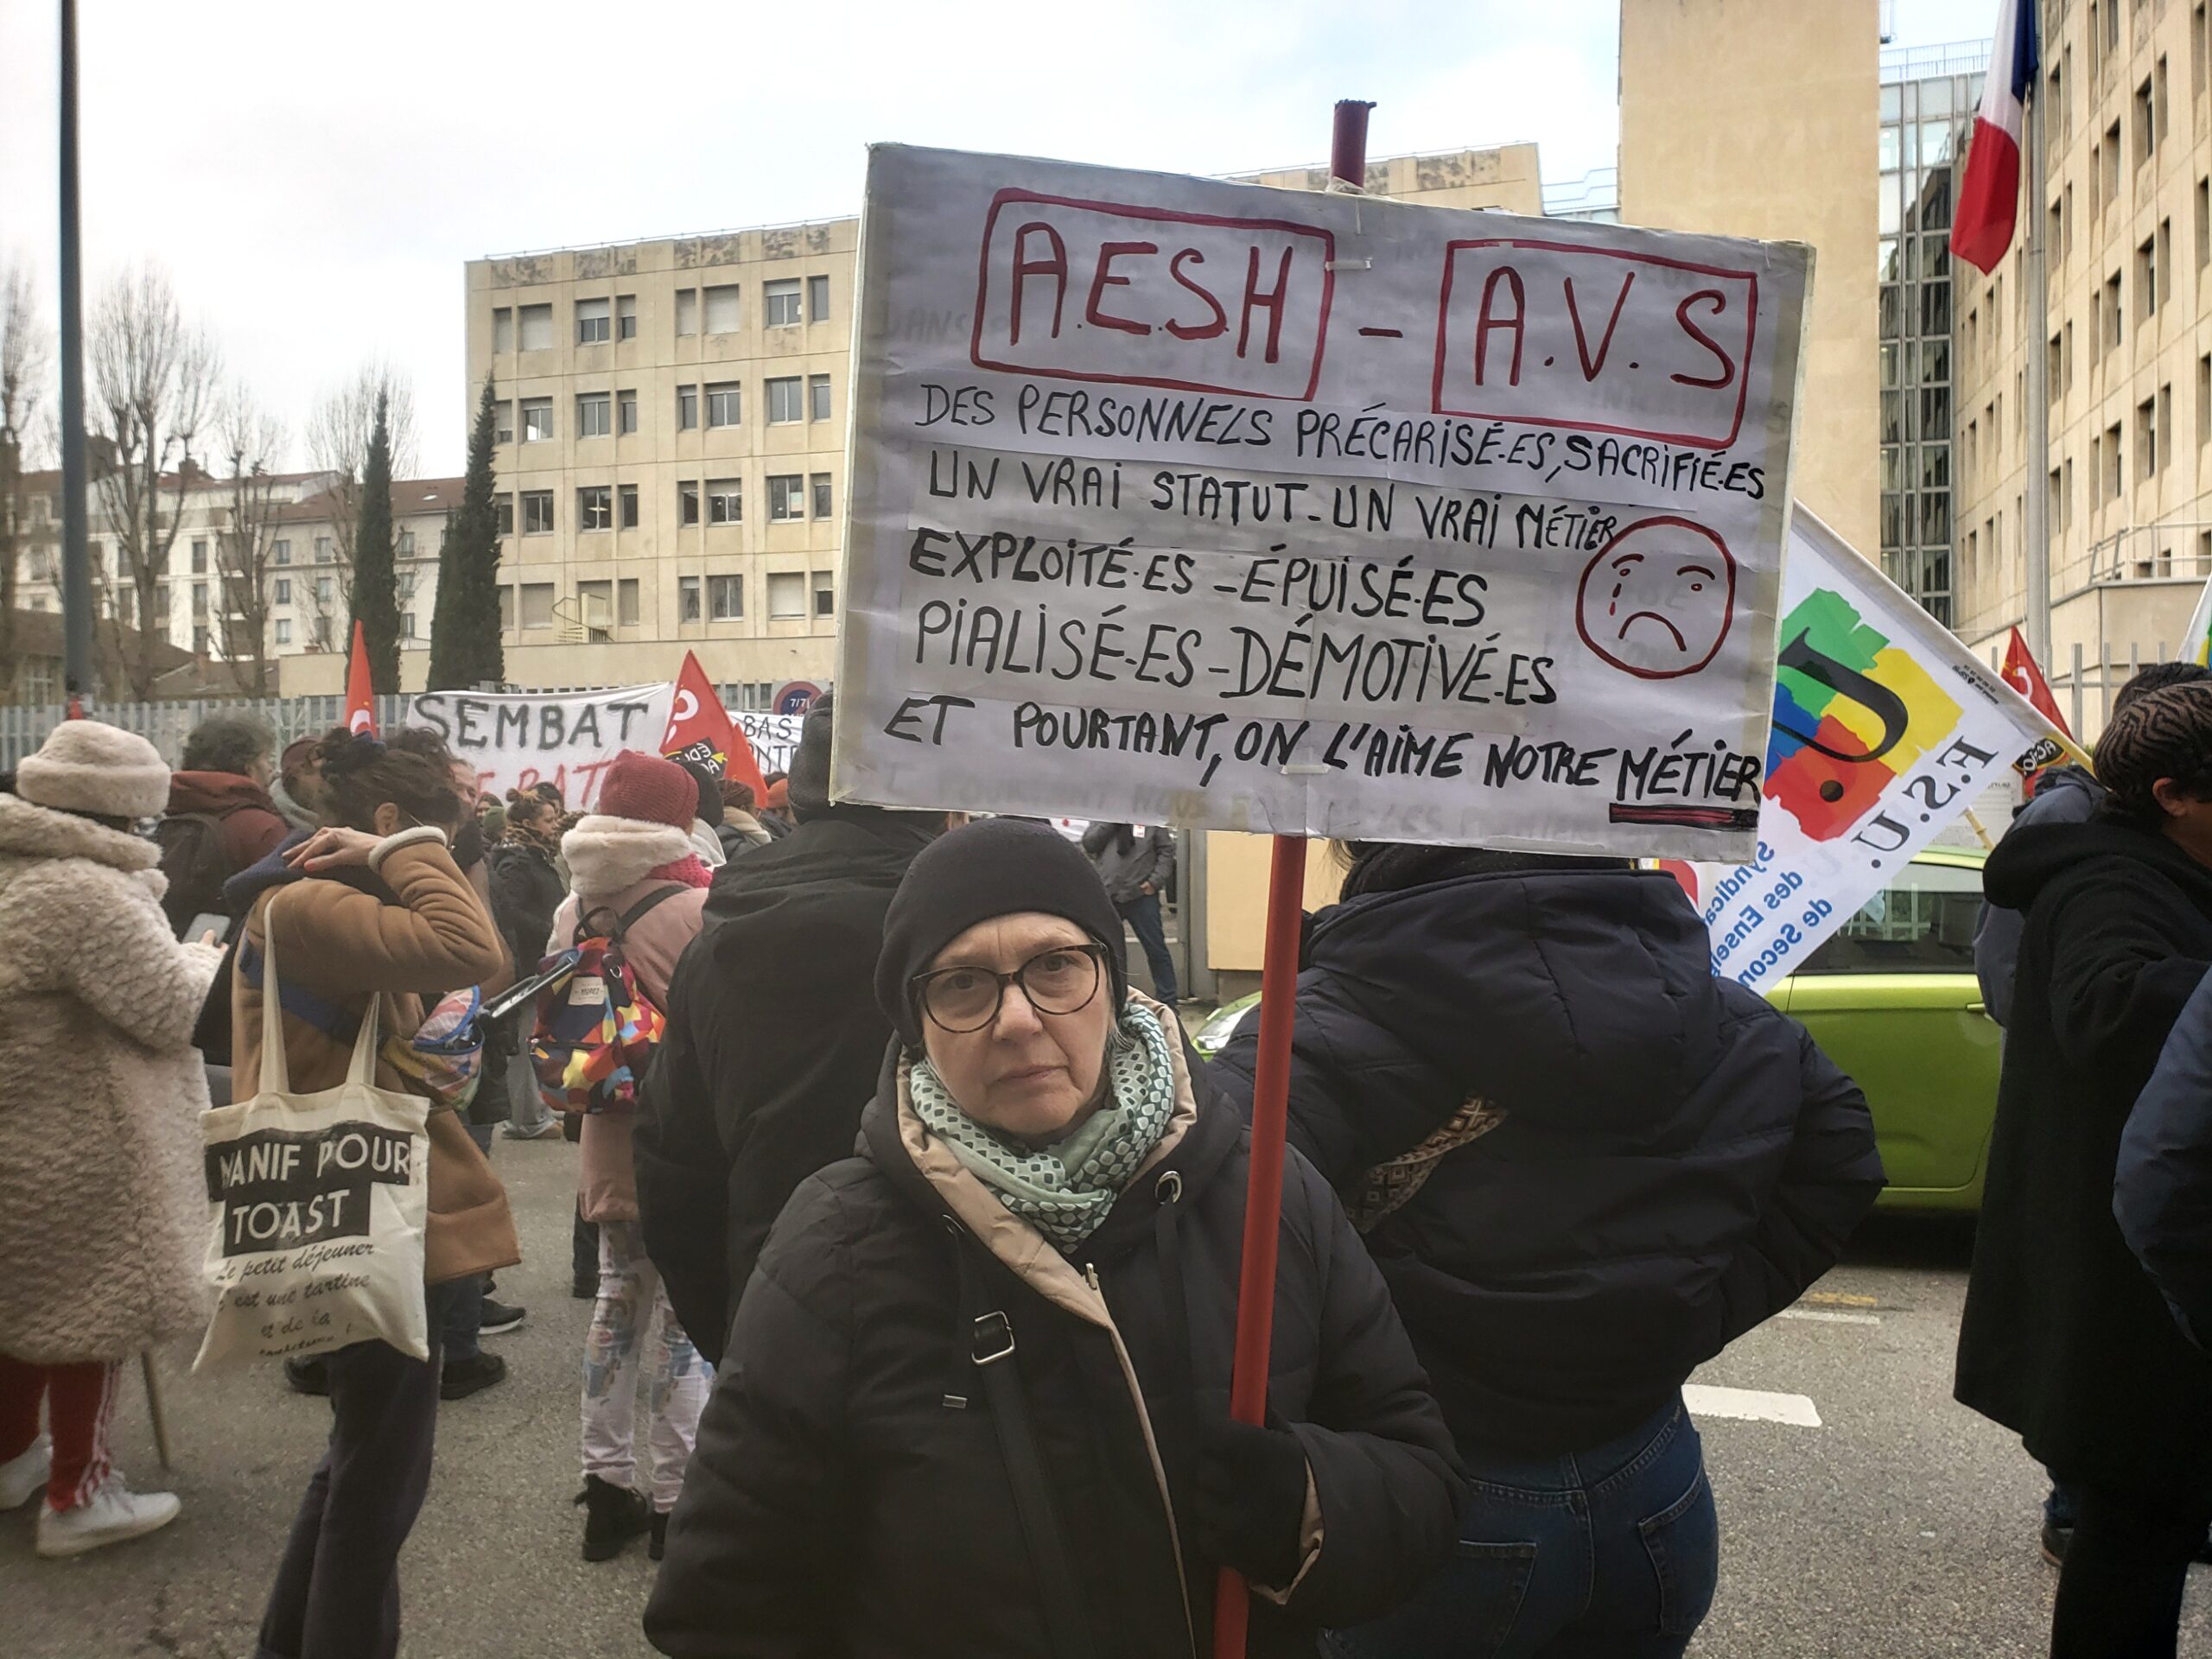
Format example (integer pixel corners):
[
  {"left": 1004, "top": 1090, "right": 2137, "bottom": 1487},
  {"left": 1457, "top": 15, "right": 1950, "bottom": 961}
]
[
  {"left": 487, "top": 838, "right": 565, "bottom": 970},
  {"left": 1958, "top": 821, "right": 2212, "bottom": 1498},
  {"left": 645, "top": 1016, "right": 1460, "bottom": 1659},
  {"left": 1211, "top": 867, "right": 1884, "bottom": 1456},
  {"left": 635, "top": 810, "right": 938, "bottom": 1364}
]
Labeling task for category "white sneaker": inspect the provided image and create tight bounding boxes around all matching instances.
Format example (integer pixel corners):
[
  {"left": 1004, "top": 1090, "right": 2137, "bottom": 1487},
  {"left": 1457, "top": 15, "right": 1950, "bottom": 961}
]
[
  {"left": 0, "top": 1438, "right": 49, "bottom": 1510},
  {"left": 35, "top": 1478, "right": 181, "bottom": 1558}
]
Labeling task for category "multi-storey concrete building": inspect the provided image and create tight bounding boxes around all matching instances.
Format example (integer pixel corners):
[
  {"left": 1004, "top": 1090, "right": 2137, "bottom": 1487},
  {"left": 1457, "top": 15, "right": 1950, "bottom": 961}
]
[
  {"left": 1952, "top": 0, "right": 2212, "bottom": 720},
  {"left": 10, "top": 464, "right": 460, "bottom": 696},
  {"left": 1620, "top": 0, "right": 1885, "bottom": 559}
]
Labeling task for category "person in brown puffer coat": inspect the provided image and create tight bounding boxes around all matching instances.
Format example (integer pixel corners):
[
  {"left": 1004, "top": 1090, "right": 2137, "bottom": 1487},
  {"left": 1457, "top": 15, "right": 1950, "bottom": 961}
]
[{"left": 228, "top": 728, "right": 511, "bottom": 1659}]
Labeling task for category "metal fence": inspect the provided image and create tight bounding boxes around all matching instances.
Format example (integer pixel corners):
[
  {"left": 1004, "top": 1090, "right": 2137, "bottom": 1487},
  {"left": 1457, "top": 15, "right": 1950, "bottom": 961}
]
[{"left": 0, "top": 695, "right": 419, "bottom": 772}]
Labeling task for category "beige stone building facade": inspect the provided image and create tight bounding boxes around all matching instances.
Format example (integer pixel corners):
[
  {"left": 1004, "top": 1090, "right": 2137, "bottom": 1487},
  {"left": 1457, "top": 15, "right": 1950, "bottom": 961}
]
[
  {"left": 1952, "top": 0, "right": 2212, "bottom": 724},
  {"left": 1619, "top": 0, "right": 1884, "bottom": 559},
  {"left": 451, "top": 223, "right": 858, "bottom": 709}
]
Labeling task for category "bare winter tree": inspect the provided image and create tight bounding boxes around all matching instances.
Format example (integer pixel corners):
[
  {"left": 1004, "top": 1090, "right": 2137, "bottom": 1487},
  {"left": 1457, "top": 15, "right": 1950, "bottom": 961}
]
[
  {"left": 0, "top": 260, "right": 53, "bottom": 701},
  {"left": 304, "top": 359, "right": 416, "bottom": 649},
  {"left": 211, "top": 384, "right": 287, "bottom": 694},
  {"left": 87, "top": 265, "right": 219, "bottom": 698}
]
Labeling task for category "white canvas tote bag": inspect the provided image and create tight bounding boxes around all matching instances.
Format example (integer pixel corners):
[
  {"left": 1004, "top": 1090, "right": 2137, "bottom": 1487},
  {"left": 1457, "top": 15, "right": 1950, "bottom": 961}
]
[{"left": 194, "top": 903, "right": 431, "bottom": 1370}]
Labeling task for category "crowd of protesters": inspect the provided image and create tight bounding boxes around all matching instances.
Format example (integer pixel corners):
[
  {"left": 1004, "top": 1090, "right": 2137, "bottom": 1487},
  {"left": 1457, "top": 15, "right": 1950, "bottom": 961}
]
[{"left": 15, "top": 675, "right": 2212, "bottom": 1656}]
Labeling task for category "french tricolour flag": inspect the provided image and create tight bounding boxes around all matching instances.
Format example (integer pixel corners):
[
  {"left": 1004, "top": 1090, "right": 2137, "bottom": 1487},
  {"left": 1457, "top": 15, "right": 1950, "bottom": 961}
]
[{"left": 1952, "top": 0, "right": 2041, "bottom": 273}]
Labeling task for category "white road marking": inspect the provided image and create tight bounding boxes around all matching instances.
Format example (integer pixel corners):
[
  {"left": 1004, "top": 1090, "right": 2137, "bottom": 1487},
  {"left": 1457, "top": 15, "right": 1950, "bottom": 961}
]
[
  {"left": 1682, "top": 1384, "right": 1823, "bottom": 1427},
  {"left": 1778, "top": 1307, "right": 1884, "bottom": 1326}
]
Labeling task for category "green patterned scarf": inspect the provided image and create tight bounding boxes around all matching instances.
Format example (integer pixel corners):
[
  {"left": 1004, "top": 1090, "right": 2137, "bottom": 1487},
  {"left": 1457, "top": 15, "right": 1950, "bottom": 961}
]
[{"left": 911, "top": 1001, "right": 1179, "bottom": 1250}]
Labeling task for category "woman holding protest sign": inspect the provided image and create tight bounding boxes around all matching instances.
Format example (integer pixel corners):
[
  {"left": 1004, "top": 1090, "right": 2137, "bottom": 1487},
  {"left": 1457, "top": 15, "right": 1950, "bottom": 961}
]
[
  {"left": 0, "top": 721, "right": 222, "bottom": 1558},
  {"left": 645, "top": 817, "right": 1459, "bottom": 1659},
  {"left": 228, "top": 727, "right": 512, "bottom": 1659},
  {"left": 1210, "top": 842, "right": 1884, "bottom": 1659}
]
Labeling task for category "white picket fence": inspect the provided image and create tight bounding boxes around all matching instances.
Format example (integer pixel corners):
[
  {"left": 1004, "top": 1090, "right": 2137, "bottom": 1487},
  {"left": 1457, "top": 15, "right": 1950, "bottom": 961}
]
[{"left": 0, "top": 696, "right": 418, "bottom": 771}]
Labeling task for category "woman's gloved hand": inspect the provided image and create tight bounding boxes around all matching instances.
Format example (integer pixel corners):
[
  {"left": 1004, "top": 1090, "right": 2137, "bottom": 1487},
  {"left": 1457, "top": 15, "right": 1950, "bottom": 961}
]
[{"left": 1190, "top": 1414, "right": 1308, "bottom": 1587}]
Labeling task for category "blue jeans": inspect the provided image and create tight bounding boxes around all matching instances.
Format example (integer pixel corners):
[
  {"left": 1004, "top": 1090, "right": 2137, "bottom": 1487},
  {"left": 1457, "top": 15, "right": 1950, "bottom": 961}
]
[
  {"left": 1120, "top": 891, "right": 1178, "bottom": 1004},
  {"left": 1327, "top": 1397, "right": 1718, "bottom": 1659}
]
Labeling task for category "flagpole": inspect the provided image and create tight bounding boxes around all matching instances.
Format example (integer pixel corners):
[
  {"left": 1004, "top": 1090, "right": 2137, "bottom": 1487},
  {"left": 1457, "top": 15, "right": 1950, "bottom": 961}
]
[{"left": 2023, "top": 10, "right": 2052, "bottom": 670}]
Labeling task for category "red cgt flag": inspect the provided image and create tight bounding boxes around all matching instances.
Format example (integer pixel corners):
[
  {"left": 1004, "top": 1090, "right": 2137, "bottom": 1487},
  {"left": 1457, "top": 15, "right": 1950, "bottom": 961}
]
[
  {"left": 345, "top": 619, "right": 378, "bottom": 738},
  {"left": 660, "top": 651, "right": 767, "bottom": 799},
  {"left": 2000, "top": 625, "right": 2071, "bottom": 740}
]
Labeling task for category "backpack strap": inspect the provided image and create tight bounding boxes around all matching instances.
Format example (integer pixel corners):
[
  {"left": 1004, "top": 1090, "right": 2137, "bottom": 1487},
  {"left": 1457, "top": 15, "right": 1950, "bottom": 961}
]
[
  {"left": 950, "top": 1231, "right": 1096, "bottom": 1659},
  {"left": 575, "top": 882, "right": 687, "bottom": 947},
  {"left": 236, "top": 935, "right": 363, "bottom": 1045}
]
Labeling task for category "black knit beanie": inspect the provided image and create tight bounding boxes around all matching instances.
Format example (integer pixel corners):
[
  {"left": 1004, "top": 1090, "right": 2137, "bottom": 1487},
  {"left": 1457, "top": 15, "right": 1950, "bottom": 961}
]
[{"left": 875, "top": 817, "right": 1128, "bottom": 1046}]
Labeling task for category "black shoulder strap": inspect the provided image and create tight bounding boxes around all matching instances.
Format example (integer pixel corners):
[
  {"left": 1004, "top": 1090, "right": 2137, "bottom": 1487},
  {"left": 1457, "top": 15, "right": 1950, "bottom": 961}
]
[
  {"left": 951, "top": 1236, "right": 1096, "bottom": 1659},
  {"left": 618, "top": 883, "right": 685, "bottom": 935},
  {"left": 574, "top": 883, "right": 686, "bottom": 947}
]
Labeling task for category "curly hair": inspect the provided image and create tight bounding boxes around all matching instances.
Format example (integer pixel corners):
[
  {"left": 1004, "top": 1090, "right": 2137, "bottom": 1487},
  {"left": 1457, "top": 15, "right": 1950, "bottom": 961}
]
[
  {"left": 312, "top": 728, "right": 463, "bottom": 835},
  {"left": 181, "top": 714, "right": 275, "bottom": 779},
  {"left": 2094, "top": 683, "right": 2212, "bottom": 829}
]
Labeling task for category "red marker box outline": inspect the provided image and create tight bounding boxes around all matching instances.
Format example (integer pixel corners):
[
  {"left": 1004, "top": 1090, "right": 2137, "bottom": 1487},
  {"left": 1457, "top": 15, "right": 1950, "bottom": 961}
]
[
  {"left": 1431, "top": 238, "right": 1759, "bottom": 451},
  {"left": 970, "top": 189, "right": 1337, "bottom": 402}
]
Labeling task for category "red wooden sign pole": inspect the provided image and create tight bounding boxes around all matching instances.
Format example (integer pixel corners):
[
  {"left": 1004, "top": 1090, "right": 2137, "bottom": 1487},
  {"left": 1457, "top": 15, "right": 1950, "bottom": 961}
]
[{"left": 1210, "top": 95, "right": 1371, "bottom": 1659}]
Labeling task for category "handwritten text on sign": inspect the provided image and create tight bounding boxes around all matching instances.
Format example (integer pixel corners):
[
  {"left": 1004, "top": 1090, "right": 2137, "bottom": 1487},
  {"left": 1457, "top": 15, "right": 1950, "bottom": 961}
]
[
  {"left": 834, "top": 147, "right": 1811, "bottom": 858},
  {"left": 410, "top": 686, "right": 672, "bottom": 810}
]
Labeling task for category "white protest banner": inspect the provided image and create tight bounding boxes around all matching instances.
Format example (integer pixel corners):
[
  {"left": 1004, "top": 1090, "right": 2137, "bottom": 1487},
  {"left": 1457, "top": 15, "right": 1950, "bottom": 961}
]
[
  {"left": 410, "top": 686, "right": 674, "bottom": 810},
  {"left": 404, "top": 689, "right": 809, "bottom": 809},
  {"left": 734, "top": 712, "right": 804, "bottom": 777},
  {"left": 1678, "top": 508, "right": 2062, "bottom": 988},
  {"left": 831, "top": 144, "right": 1812, "bottom": 859}
]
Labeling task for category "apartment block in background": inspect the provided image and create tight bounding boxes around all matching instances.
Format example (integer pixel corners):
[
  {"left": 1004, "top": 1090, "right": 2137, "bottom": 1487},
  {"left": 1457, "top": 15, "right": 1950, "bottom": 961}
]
[{"left": 1952, "top": 0, "right": 2212, "bottom": 723}]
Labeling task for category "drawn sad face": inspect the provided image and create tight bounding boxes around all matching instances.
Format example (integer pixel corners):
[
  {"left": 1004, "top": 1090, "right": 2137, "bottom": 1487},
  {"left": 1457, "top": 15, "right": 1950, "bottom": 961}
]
[{"left": 1574, "top": 518, "right": 1738, "bottom": 680}]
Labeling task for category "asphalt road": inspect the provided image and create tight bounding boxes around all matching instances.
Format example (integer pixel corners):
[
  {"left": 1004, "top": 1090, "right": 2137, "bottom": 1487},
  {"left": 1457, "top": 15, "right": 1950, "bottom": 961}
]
[{"left": 10, "top": 1147, "right": 2212, "bottom": 1657}]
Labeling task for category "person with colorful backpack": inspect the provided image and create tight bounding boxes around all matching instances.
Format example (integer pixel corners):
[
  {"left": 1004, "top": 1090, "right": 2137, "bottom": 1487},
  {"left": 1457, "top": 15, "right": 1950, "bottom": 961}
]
[{"left": 540, "top": 749, "right": 711, "bottom": 1564}]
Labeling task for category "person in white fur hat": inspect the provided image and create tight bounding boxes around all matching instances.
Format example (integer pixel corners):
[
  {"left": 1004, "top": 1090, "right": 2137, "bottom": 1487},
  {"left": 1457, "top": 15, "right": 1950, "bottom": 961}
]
[
  {"left": 554, "top": 747, "right": 712, "bottom": 1565},
  {"left": 0, "top": 719, "right": 223, "bottom": 1556}
]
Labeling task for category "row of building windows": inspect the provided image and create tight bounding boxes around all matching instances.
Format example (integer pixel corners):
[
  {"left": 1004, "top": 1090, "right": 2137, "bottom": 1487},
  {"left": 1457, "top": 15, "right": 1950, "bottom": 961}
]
[
  {"left": 495, "top": 373, "right": 832, "bottom": 444},
  {"left": 494, "top": 473, "right": 834, "bottom": 537},
  {"left": 489, "top": 274, "right": 832, "bottom": 353},
  {"left": 486, "top": 570, "right": 833, "bottom": 633},
  {"left": 56, "top": 529, "right": 435, "bottom": 584}
]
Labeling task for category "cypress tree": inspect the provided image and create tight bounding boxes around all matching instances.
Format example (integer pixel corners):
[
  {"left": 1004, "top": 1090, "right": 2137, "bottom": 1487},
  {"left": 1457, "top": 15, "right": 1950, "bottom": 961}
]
[
  {"left": 427, "top": 376, "right": 505, "bottom": 690},
  {"left": 347, "top": 390, "right": 401, "bottom": 691}
]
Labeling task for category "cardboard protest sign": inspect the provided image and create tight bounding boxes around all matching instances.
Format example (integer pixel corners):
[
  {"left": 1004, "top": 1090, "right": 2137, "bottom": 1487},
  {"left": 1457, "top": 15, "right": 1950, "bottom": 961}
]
[
  {"left": 832, "top": 144, "right": 1813, "bottom": 859},
  {"left": 1675, "top": 509, "right": 2061, "bottom": 987},
  {"left": 410, "top": 685, "right": 674, "bottom": 810}
]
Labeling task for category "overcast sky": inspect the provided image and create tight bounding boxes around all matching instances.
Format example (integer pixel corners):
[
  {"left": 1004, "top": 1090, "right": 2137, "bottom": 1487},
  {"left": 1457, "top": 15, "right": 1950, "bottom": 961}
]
[{"left": 0, "top": 0, "right": 2002, "bottom": 474}]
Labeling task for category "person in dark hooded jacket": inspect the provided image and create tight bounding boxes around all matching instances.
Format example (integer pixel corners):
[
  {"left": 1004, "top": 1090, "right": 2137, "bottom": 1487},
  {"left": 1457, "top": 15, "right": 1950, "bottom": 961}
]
[
  {"left": 1970, "top": 660, "right": 2212, "bottom": 1565},
  {"left": 1960, "top": 682, "right": 2212, "bottom": 1658},
  {"left": 645, "top": 818, "right": 1459, "bottom": 1659},
  {"left": 1973, "top": 662, "right": 2211, "bottom": 1029},
  {"left": 634, "top": 696, "right": 950, "bottom": 1365},
  {"left": 1211, "top": 843, "right": 1883, "bottom": 1659}
]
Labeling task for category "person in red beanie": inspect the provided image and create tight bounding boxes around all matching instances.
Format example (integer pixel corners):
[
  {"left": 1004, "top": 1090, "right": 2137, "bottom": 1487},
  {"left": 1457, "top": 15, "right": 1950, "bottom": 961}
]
[{"left": 554, "top": 749, "right": 713, "bottom": 1563}]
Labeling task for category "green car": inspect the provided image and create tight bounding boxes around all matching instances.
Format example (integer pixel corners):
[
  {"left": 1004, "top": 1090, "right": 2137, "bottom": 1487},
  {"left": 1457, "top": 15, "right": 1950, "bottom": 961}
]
[{"left": 1188, "top": 846, "right": 1999, "bottom": 1213}]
